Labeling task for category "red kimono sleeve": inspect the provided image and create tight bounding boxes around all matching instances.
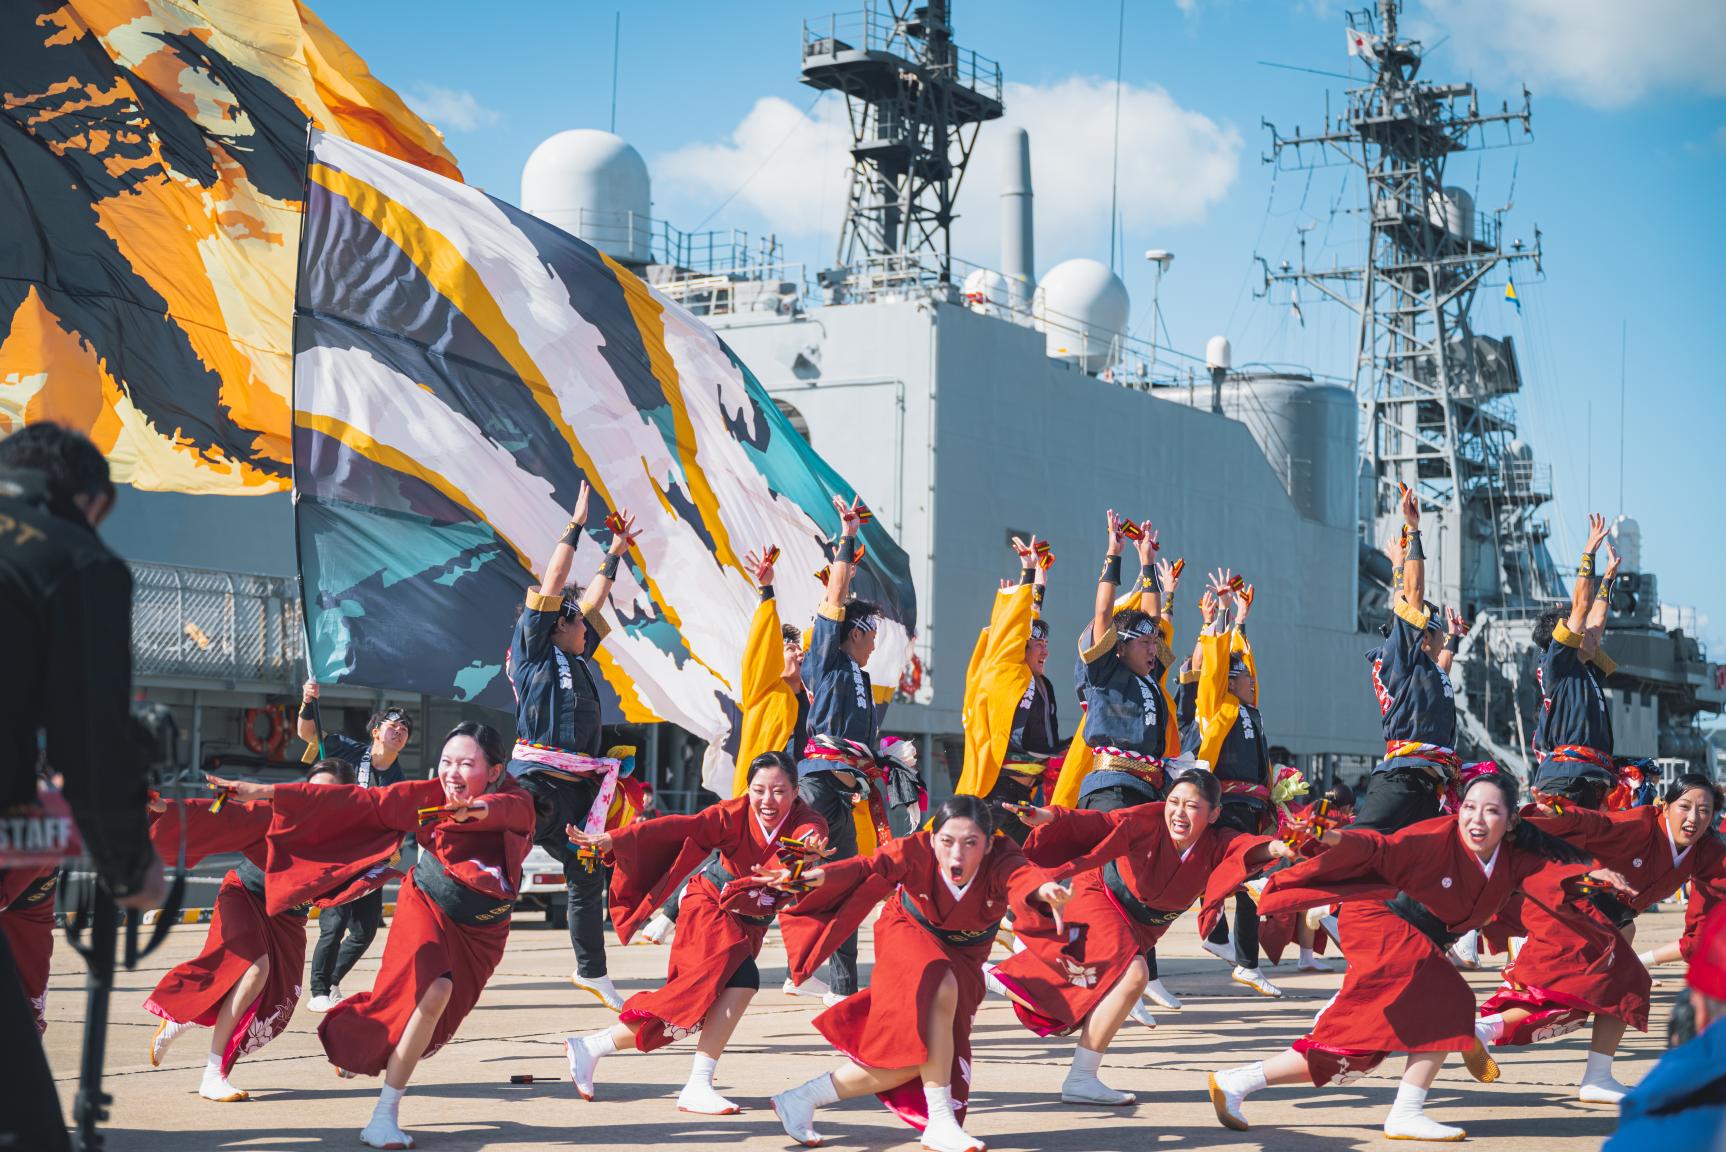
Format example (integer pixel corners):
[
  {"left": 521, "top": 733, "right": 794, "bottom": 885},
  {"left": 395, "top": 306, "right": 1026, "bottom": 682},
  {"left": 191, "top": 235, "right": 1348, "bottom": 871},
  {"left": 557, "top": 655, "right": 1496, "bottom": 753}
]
[
  {"left": 1195, "top": 831, "right": 1279, "bottom": 939},
  {"left": 1021, "top": 804, "right": 1158, "bottom": 879},
  {"left": 778, "top": 837, "right": 918, "bottom": 985},
  {"left": 1256, "top": 825, "right": 1401, "bottom": 917},
  {"left": 1524, "top": 806, "right": 1653, "bottom": 869},
  {"left": 1681, "top": 869, "right": 1726, "bottom": 962},
  {"left": 422, "top": 786, "right": 538, "bottom": 900},
  {"left": 607, "top": 802, "right": 739, "bottom": 944},
  {"left": 261, "top": 780, "right": 441, "bottom": 915},
  {"left": 148, "top": 799, "right": 271, "bottom": 869}
]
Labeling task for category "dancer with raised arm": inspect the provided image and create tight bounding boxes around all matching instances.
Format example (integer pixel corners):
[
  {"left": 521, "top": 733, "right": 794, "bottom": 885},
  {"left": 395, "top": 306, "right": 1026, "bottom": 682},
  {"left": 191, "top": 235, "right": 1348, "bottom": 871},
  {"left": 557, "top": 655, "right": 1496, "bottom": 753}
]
[
  {"left": 990, "top": 770, "right": 1292, "bottom": 1105},
  {"left": 768, "top": 795, "right": 1067, "bottom": 1152},
  {"left": 1479, "top": 773, "right": 1726, "bottom": 1102},
  {"left": 213, "top": 723, "right": 534, "bottom": 1150},
  {"left": 1530, "top": 512, "right": 1621, "bottom": 803},
  {"left": 504, "top": 481, "right": 641, "bottom": 1010},
  {"left": 1208, "top": 769, "right": 1615, "bottom": 1142},
  {"left": 144, "top": 760, "right": 357, "bottom": 1103},
  {"left": 562, "top": 751, "right": 828, "bottom": 1114}
]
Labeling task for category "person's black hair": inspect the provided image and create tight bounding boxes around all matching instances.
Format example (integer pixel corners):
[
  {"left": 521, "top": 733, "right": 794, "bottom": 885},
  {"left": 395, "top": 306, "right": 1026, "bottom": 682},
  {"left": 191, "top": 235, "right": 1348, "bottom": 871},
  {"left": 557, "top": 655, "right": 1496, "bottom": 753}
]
[
  {"left": 1111, "top": 607, "right": 1154, "bottom": 638},
  {"left": 368, "top": 704, "right": 413, "bottom": 734},
  {"left": 1667, "top": 987, "right": 1699, "bottom": 1048},
  {"left": 1664, "top": 772, "right": 1724, "bottom": 812},
  {"left": 0, "top": 422, "right": 115, "bottom": 502},
  {"left": 781, "top": 623, "right": 802, "bottom": 646},
  {"left": 306, "top": 758, "right": 356, "bottom": 785},
  {"left": 1167, "top": 768, "right": 1223, "bottom": 809},
  {"left": 1532, "top": 606, "right": 1565, "bottom": 652},
  {"left": 745, "top": 750, "right": 797, "bottom": 785},
  {"left": 1324, "top": 781, "right": 1356, "bottom": 809},
  {"left": 929, "top": 793, "right": 995, "bottom": 839},
  {"left": 445, "top": 721, "right": 508, "bottom": 768},
  {"left": 839, "top": 598, "right": 880, "bottom": 643},
  {"left": 1463, "top": 770, "right": 1590, "bottom": 864}
]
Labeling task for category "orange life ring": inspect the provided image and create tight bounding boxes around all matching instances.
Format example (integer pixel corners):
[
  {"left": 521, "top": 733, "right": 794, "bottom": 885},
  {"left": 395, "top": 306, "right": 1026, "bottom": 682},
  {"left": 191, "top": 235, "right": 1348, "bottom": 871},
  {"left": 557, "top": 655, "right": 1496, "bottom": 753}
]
[{"left": 243, "top": 707, "right": 285, "bottom": 759}]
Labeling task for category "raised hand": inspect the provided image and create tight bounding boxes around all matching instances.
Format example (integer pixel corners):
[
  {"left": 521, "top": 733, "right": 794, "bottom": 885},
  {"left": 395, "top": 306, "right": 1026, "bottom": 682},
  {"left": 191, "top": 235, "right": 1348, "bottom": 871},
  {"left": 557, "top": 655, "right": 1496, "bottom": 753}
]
[
  {"left": 606, "top": 510, "right": 639, "bottom": 557},
  {"left": 301, "top": 677, "right": 320, "bottom": 705},
  {"left": 1603, "top": 541, "right": 1622, "bottom": 579},
  {"left": 1400, "top": 482, "right": 1420, "bottom": 528},
  {"left": 1446, "top": 606, "right": 1469, "bottom": 637},
  {"left": 834, "top": 495, "right": 866, "bottom": 538},
  {"left": 1157, "top": 556, "right": 1182, "bottom": 596},
  {"left": 1105, "top": 509, "right": 1126, "bottom": 556},
  {"left": 1584, "top": 512, "right": 1609, "bottom": 555},
  {"left": 1238, "top": 583, "right": 1256, "bottom": 622},
  {"left": 1384, "top": 532, "right": 1406, "bottom": 570},
  {"left": 1200, "top": 589, "right": 1219, "bottom": 625},
  {"left": 1134, "top": 521, "right": 1160, "bottom": 566},
  {"left": 571, "top": 479, "right": 592, "bottom": 526},
  {"left": 745, "top": 546, "right": 777, "bottom": 588},
  {"left": 1011, "top": 534, "right": 1039, "bottom": 570}
]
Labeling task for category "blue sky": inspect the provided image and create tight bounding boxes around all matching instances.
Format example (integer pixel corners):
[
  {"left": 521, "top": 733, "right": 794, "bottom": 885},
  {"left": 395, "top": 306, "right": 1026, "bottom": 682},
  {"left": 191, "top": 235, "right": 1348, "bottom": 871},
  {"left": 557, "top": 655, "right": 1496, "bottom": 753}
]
[{"left": 321, "top": 0, "right": 1726, "bottom": 645}]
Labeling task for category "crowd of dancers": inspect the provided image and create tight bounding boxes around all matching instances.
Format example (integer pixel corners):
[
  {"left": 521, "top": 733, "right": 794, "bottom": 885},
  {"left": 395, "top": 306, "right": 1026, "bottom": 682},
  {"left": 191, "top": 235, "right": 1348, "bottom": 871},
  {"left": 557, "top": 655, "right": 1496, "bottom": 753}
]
[{"left": 11, "top": 486, "right": 1722, "bottom": 1151}]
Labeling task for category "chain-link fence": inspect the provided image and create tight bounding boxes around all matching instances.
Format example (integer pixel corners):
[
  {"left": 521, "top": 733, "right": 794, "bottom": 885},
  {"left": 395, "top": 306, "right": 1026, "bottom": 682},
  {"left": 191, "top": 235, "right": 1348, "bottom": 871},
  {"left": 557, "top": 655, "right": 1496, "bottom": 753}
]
[{"left": 130, "top": 562, "right": 303, "bottom": 685}]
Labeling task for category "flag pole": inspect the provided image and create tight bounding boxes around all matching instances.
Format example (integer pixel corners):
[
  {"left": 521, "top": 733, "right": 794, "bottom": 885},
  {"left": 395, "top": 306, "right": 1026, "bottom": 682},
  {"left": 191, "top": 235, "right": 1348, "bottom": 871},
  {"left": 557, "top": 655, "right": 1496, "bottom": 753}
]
[{"left": 289, "top": 116, "right": 323, "bottom": 766}]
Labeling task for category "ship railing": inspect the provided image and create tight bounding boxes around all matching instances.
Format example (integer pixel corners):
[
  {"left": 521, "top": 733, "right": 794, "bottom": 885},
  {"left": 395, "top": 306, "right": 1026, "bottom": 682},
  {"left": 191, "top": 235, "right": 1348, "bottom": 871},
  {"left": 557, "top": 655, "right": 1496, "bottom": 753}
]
[
  {"left": 652, "top": 263, "right": 809, "bottom": 317},
  {"left": 542, "top": 207, "right": 783, "bottom": 277},
  {"left": 1497, "top": 457, "right": 1552, "bottom": 502},
  {"left": 129, "top": 561, "right": 304, "bottom": 686},
  {"left": 802, "top": 4, "right": 1003, "bottom": 104}
]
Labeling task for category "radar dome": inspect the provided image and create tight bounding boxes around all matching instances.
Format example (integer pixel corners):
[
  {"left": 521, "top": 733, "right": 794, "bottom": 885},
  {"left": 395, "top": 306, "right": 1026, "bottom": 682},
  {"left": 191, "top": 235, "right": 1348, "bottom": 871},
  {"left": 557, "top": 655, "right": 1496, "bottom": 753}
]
[
  {"left": 961, "top": 268, "right": 1010, "bottom": 318},
  {"left": 522, "top": 129, "right": 652, "bottom": 263},
  {"left": 1032, "top": 258, "right": 1129, "bottom": 371}
]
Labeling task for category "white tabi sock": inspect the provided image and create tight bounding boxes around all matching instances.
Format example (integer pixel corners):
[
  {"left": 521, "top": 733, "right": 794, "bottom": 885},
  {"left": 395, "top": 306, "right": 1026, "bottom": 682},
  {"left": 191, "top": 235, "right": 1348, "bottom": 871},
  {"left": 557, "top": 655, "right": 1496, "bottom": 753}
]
[
  {"left": 1477, "top": 1013, "right": 1505, "bottom": 1044},
  {"left": 1637, "top": 949, "right": 1659, "bottom": 967},
  {"left": 923, "top": 1082, "right": 958, "bottom": 1128},
  {"left": 1298, "top": 946, "right": 1316, "bottom": 967},
  {"left": 806, "top": 1072, "right": 840, "bottom": 1108},
  {"left": 1214, "top": 1062, "right": 1268, "bottom": 1099},
  {"left": 1070, "top": 1046, "right": 1104, "bottom": 1078},
  {"left": 687, "top": 1052, "right": 719, "bottom": 1091},
  {"left": 1582, "top": 1051, "right": 1619, "bottom": 1085},
  {"left": 203, "top": 1054, "right": 224, "bottom": 1081},
  {"left": 584, "top": 1031, "right": 617, "bottom": 1060},
  {"left": 1388, "top": 1081, "right": 1428, "bottom": 1120},
  {"left": 371, "top": 1083, "right": 403, "bottom": 1127}
]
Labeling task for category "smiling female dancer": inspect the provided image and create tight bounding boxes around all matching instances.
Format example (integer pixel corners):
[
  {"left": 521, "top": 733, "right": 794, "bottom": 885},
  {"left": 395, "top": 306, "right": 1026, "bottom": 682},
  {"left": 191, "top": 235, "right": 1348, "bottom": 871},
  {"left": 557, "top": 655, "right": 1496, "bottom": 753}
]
[
  {"left": 1208, "top": 769, "right": 1612, "bottom": 1141},
  {"left": 562, "top": 750, "right": 828, "bottom": 1114},
  {"left": 212, "top": 723, "right": 534, "bottom": 1150},
  {"left": 990, "top": 769, "right": 1293, "bottom": 1105},
  {"left": 144, "top": 759, "right": 356, "bottom": 1102},
  {"left": 1478, "top": 773, "right": 1726, "bottom": 1103},
  {"left": 768, "top": 794, "right": 1067, "bottom": 1152}
]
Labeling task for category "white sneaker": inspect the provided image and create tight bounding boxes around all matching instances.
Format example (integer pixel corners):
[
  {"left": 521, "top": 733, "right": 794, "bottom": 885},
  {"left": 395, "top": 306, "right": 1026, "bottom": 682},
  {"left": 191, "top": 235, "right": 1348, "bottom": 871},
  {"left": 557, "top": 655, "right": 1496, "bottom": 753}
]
[
  {"left": 149, "top": 1017, "right": 193, "bottom": 1067},
  {"left": 571, "top": 972, "right": 624, "bottom": 1011},
  {"left": 564, "top": 1036, "right": 598, "bottom": 1101},
  {"left": 771, "top": 1081, "right": 826, "bottom": 1147},
  {"left": 1208, "top": 1072, "right": 1249, "bottom": 1131},
  {"left": 1201, "top": 938, "right": 1236, "bottom": 964},
  {"left": 920, "top": 1112, "right": 986, "bottom": 1152},
  {"left": 1383, "top": 1111, "right": 1465, "bottom": 1141},
  {"left": 1142, "top": 978, "right": 1181, "bottom": 1010},
  {"left": 638, "top": 912, "right": 675, "bottom": 945},
  {"left": 982, "top": 963, "right": 1008, "bottom": 999},
  {"left": 1578, "top": 1077, "right": 1631, "bottom": 1105},
  {"left": 676, "top": 1081, "right": 741, "bottom": 1114},
  {"left": 1062, "top": 1073, "right": 1136, "bottom": 1106},
  {"left": 359, "top": 1117, "right": 416, "bottom": 1149},
  {"left": 821, "top": 990, "right": 849, "bottom": 1008},
  {"left": 1231, "top": 966, "right": 1283, "bottom": 998},
  {"left": 784, "top": 974, "right": 831, "bottom": 998},
  {"left": 198, "top": 1072, "right": 249, "bottom": 1102},
  {"left": 1128, "top": 1002, "right": 1157, "bottom": 1030},
  {"left": 308, "top": 987, "right": 344, "bottom": 1013}
]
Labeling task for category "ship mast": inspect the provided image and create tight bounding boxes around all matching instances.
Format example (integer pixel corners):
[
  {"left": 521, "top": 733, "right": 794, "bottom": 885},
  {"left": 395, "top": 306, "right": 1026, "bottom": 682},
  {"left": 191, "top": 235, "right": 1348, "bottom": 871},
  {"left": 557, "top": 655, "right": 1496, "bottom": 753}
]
[{"left": 1262, "top": 0, "right": 1548, "bottom": 619}]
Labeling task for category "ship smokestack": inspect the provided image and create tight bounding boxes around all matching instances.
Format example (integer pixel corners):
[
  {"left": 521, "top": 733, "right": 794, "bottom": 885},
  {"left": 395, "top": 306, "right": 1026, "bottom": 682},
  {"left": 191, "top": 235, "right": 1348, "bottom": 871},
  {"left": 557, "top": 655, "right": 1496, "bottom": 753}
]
[{"left": 1001, "top": 127, "right": 1034, "bottom": 313}]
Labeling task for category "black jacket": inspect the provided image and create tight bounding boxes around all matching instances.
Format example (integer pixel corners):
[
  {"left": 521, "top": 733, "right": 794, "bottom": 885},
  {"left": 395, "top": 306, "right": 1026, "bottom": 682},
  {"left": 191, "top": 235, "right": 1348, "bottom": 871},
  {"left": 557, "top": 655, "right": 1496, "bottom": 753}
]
[{"left": 0, "top": 468, "right": 155, "bottom": 894}]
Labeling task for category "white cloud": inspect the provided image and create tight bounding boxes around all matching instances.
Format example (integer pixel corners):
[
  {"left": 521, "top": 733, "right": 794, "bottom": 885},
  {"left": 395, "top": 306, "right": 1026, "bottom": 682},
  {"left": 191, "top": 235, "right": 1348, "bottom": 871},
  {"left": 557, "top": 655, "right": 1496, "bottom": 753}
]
[
  {"left": 653, "top": 78, "right": 1240, "bottom": 273},
  {"left": 405, "top": 85, "right": 502, "bottom": 133},
  {"left": 1413, "top": 0, "right": 1726, "bottom": 108}
]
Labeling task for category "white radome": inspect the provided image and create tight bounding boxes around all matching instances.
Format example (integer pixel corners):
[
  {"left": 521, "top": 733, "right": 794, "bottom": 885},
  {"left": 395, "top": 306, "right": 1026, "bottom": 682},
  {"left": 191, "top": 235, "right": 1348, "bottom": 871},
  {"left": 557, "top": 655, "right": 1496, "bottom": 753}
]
[
  {"left": 1032, "top": 258, "right": 1130, "bottom": 369},
  {"left": 521, "top": 129, "right": 653, "bottom": 262}
]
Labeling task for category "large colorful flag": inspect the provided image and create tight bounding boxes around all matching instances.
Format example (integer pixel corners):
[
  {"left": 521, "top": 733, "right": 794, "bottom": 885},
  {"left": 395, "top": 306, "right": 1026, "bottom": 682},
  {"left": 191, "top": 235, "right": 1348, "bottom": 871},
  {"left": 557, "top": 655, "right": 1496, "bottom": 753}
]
[
  {"left": 293, "top": 132, "right": 918, "bottom": 791},
  {"left": 0, "top": 0, "right": 459, "bottom": 491}
]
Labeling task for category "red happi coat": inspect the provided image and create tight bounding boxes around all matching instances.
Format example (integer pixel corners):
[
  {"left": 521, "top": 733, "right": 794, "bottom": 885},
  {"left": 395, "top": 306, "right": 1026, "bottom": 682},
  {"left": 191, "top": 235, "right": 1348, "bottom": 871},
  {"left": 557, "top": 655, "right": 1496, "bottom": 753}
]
[
  {"left": 142, "top": 800, "right": 311, "bottom": 1073},
  {"left": 1257, "top": 815, "right": 1592, "bottom": 1085},
  {"left": 992, "top": 803, "right": 1269, "bottom": 1035},
  {"left": 606, "top": 796, "right": 826, "bottom": 1051},
  {"left": 779, "top": 832, "right": 1052, "bottom": 1132},
  {"left": 0, "top": 865, "right": 58, "bottom": 1035},
  {"left": 265, "top": 778, "right": 535, "bottom": 1077},
  {"left": 1481, "top": 805, "right": 1726, "bottom": 1037}
]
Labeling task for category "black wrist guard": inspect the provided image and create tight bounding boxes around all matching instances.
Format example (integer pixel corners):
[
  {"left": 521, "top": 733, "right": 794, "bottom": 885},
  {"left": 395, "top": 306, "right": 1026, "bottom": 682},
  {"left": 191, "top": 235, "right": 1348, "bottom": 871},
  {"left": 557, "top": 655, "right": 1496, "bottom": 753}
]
[
  {"left": 837, "top": 537, "right": 859, "bottom": 564},
  {"left": 1139, "top": 564, "right": 1158, "bottom": 592},
  {"left": 1101, "top": 554, "right": 1123, "bottom": 585},
  {"left": 1444, "top": 634, "right": 1462, "bottom": 653},
  {"left": 1597, "top": 575, "right": 1615, "bottom": 601},
  {"left": 1579, "top": 551, "right": 1596, "bottom": 578},
  {"left": 759, "top": 583, "right": 774, "bottom": 602},
  {"left": 599, "top": 554, "right": 620, "bottom": 580},
  {"left": 1032, "top": 584, "right": 1046, "bottom": 608},
  {"left": 1405, "top": 529, "right": 1425, "bottom": 561},
  {"left": 560, "top": 521, "right": 582, "bottom": 547},
  {"left": 1018, "top": 567, "right": 1036, "bottom": 586},
  {"left": 299, "top": 701, "right": 316, "bottom": 721}
]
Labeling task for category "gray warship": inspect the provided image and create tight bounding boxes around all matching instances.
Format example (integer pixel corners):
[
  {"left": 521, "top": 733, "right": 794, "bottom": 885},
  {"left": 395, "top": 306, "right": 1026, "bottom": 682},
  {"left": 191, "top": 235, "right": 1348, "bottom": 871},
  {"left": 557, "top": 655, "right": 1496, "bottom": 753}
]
[{"left": 105, "top": 0, "right": 1721, "bottom": 804}]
